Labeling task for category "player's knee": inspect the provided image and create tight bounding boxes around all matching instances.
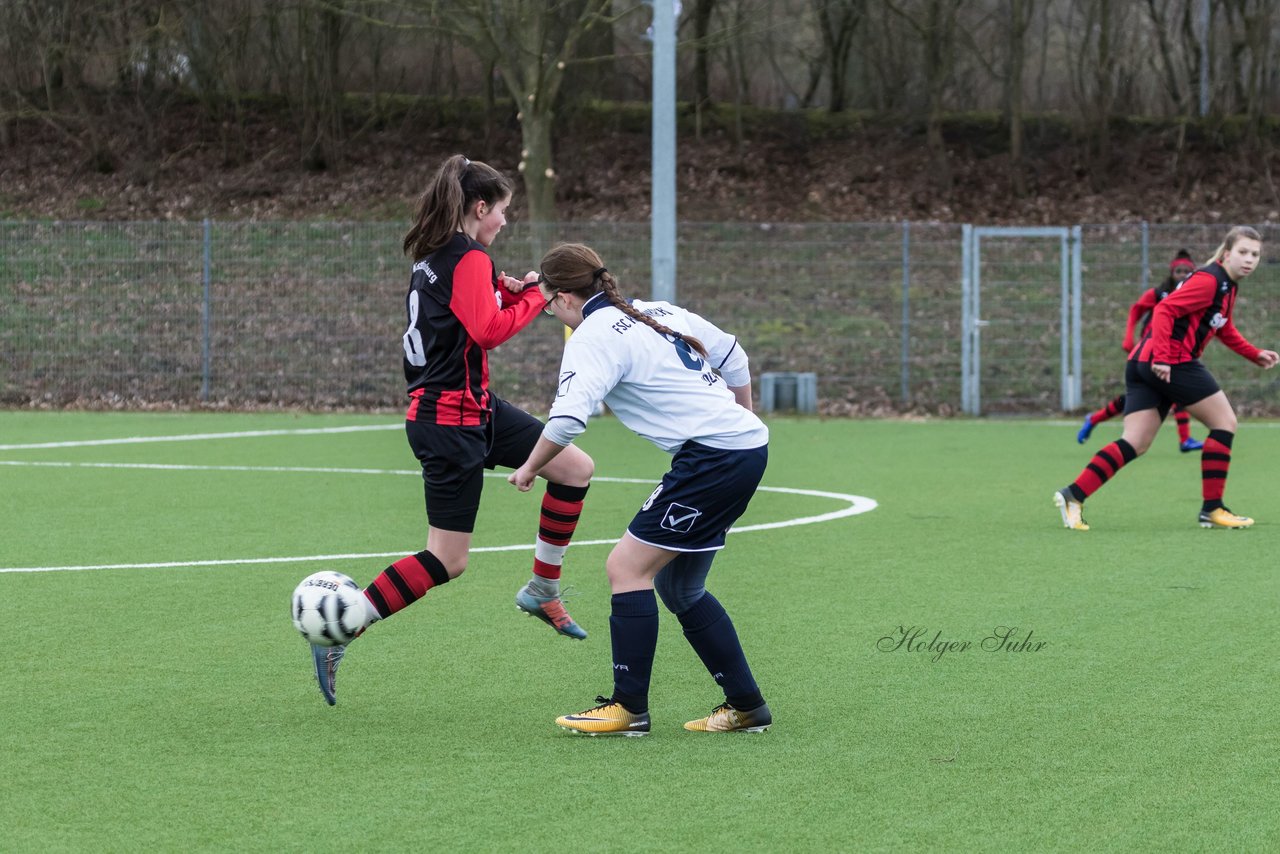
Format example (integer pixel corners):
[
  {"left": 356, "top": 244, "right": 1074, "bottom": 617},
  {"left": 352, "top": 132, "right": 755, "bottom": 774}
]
[
  {"left": 1127, "top": 436, "right": 1153, "bottom": 455},
  {"left": 573, "top": 451, "right": 595, "bottom": 485},
  {"left": 654, "top": 573, "right": 703, "bottom": 614}
]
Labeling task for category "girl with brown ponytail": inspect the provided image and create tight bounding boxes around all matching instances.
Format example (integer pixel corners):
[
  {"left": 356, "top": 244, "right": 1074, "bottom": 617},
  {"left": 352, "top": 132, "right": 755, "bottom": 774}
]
[{"left": 301, "top": 157, "right": 596, "bottom": 708}]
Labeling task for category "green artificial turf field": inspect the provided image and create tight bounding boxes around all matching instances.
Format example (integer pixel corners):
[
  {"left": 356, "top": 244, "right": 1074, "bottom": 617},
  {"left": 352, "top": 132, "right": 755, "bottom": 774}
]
[{"left": 2, "top": 410, "right": 1278, "bottom": 851}]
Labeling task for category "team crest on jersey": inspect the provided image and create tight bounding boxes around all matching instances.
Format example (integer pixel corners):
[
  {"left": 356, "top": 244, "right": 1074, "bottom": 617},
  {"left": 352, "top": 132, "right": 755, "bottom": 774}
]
[
  {"left": 660, "top": 502, "right": 702, "bottom": 533},
  {"left": 1220, "top": 282, "right": 1230, "bottom": 292},
  {"left": 557, "top": 371, "right": 576, "bottom": 397},
  {"left": 1209, "top": 312, "right": 1227, "bottom": 329}
]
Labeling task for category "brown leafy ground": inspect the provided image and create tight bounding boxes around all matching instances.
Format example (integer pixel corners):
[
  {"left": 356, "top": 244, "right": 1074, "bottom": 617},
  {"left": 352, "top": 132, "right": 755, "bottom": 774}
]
[{"left": 5, "top": 99, "right": 1280, "bottom": 225}]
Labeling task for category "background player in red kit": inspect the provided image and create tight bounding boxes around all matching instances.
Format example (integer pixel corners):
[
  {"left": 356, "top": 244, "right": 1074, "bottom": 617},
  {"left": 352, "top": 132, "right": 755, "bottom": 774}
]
[
  {"left": 1055, "top": 225, "right": 1279, "bottom": 531},
  {"left": 1076, "top": 249, "right": 1203, "bottom": 452},
  {"left": 306, "top": 155, "right": 596, "bottom": 705}
]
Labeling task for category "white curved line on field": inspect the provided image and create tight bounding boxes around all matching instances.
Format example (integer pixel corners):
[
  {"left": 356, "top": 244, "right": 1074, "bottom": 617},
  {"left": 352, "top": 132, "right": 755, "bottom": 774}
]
[
  {"left": 0, "top": 461, "right": 876, "bottom": 574},
  {"left": 0, "top": 423, "right": 404, "bottom": 451}
]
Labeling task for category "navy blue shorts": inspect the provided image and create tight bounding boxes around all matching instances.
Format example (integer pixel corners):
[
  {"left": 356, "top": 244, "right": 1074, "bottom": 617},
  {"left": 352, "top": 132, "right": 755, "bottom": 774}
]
[
  {"left": 406, "top": 395, "right": 543, "bottom": 533},
  {"left": 627, "top": 441, "right": 768, "bottom": 552},
  {"left": 1124, "top": 358, "right": 1221, "bottom": 420}
]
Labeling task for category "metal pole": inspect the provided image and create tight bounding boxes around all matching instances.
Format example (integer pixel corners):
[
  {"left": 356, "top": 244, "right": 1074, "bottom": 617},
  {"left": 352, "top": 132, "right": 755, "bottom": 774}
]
[
  {"left": 201, "top": 219, "right": 211, "bottom": 401},
  {"left": 961, "top": 224, "right": 972, "bottom": 415},
  {"left": 1072, "top": 225, "right": 1084, "bottom": 409},
  {"left": 651, "top": 0, "right": 677, "bottom": 302},
  {"left": 901, "top": 220, "right": 910, "bottom": 404},
  {"left": 1060, "top": 232, "right": 1070, "bottom": 411}
]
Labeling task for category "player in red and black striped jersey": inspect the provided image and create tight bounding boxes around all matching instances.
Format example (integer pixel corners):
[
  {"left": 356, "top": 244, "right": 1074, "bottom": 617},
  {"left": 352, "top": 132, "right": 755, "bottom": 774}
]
[
  {"left": 1055, "top": 226, "right": 1279, "bottom": 532},
  {"left": 1076, "top": 249, "right": 1202, "bottom": 452},
  {"left": 302, "top": 155, "right": 596, "bottom": 706}
]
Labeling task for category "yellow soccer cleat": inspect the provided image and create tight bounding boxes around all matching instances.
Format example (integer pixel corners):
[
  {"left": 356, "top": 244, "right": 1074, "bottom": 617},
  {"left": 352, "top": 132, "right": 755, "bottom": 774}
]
[
  {"left": 684, "top": 702, "right": 772, "bottom": 733},
  {"left": 556, "top": 696, "right": 650, "bottom": 736},
  {"left": 1054, "top": 489, "right": 1089, "bottom": 531},
  {"left": 1199, "top": 507, "right": 1254, "bottom": 529}
]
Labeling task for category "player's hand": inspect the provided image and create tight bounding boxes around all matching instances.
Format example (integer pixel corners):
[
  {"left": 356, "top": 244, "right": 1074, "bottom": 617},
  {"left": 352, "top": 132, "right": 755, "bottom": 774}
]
[
  {"left": 498, "top": 271, "right": 525, "bottom": 294},
  {"left": 1152, "top": 362, "right": 1171, "bottom": 382},
  {"left": 1257, "top": 349, "right": 1280, "bottom": 369},
  {"left": 508, "top": 466, "right": 536, "bottom": 492}
]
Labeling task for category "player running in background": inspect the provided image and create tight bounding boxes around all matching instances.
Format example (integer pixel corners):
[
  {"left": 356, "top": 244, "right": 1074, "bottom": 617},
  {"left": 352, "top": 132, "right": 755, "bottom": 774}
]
[
  {"left": 1076, "top": 249, "right": 1203, "bottom": 452},
  {"left": 306, "top": 155, "right": 596, "bottom": 706},
  {"left": 509, "top": 243, "right": 773, "bottom": 736},
  {"left": 1055, "top": 226, "right": 1279, "bottom": 531}
]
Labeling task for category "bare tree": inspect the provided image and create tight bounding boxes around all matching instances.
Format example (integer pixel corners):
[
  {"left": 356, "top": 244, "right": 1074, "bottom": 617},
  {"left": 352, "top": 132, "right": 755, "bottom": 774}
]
[
  {"left": 690, "top": 0, "right": 717, "bottom": 111},
  {"left": 403, "top": 0, "right": 631, "bottom": 225},
  {"left": 886, "top": 0, "right": 964, "bottom": 192},
  {"left": 1004, "top": 0, "right": 1035, "bottom": 196},
  {"left": 1145, "top": 0, "right": 1191, "bottom": 113},
  {"left": 805, "top": 0, "right": 864, "bottom": 113}
]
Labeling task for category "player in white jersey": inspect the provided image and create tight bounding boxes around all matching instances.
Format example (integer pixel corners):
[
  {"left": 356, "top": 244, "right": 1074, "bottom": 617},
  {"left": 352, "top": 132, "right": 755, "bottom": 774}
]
[{"left": 509, "top": 243, "right": 772, "bottom": 735}]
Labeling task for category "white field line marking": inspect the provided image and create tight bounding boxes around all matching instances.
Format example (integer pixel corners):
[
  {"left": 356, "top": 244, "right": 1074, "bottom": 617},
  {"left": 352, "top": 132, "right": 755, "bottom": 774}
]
[
  {"left": 0, "top": 423, "right": 403, "bottom": 451},
  {"left": 0, "top": 461, "right": 876, "bottom": 574}
]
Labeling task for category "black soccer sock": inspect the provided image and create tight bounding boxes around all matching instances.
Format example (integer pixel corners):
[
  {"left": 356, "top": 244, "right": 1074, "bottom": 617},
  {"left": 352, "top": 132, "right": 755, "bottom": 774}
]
[
  {"left": 676, "top": 592, "right": 764, "bottom": 711},
  {"left": 609, "top": 590, "right": 659, "bottom": 714}
]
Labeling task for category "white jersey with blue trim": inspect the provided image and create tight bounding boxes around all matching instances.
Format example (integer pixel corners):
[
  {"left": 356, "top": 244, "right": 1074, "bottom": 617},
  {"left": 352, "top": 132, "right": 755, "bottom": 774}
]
[{"left": 546, "top": 294, "right": 769, "bottom": 453}]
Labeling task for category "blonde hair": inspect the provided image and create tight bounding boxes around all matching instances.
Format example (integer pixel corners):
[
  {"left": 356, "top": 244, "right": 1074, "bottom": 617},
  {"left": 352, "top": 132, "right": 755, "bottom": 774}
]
[
  {"left": 1207, "top": 225, "right": 1262, "bottom": 267},
  {"left": 540, "top": 243, "right": 709, "bottom": 359}
]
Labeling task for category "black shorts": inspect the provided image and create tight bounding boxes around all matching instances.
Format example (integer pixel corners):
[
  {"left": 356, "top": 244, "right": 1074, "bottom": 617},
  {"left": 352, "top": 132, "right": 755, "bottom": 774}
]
[
  {"left": 405, "top": 395, "right": 544, "bottom": 533},
  {"left": 626, "top": 441, "right": 768, "bottom": 552},
  {"left": 1124, "top": 358, "right": 1222, "bottom": 419}
]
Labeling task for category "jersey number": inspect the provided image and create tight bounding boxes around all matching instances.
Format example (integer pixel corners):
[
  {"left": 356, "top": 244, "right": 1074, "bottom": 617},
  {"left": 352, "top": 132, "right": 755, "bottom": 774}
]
[
  {"left": 403, "top": 291, "right": 426, "bottom": 367},
  {"left": 673, "top": 337, "right": 703, "bottom": 371},
  {"left": 672, "top": 335, "right": 718, "bottom": 386}
]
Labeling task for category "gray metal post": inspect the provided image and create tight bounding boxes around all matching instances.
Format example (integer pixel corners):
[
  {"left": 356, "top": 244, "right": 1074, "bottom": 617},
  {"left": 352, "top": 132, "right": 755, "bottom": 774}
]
[
  {"left": 961, "top": 224, "right": 973, "bottom": 414},
  {"left": 1071, "top": 225, "right": 1083, "bottom": 409},
  {"left": 201, "top": 219, "right": 212, "bottom": 401},
  {"left": 901, "top": 220, "right": 910, "bottom": 404},
  {"left": 1060, "top": 231, "right": 1070, "bottom": 411},
  {"left": 650, "top": 0, "right": 677, "bottom": 302}
]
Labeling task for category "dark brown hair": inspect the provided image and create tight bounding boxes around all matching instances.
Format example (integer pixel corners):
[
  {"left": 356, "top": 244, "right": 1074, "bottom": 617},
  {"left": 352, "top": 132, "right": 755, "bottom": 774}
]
[
  {"left": 403, "top": 155, "right": 513, "bottom": 260},
  {"left": 540, "top": 243, "right": 709, "bottom": 359}
]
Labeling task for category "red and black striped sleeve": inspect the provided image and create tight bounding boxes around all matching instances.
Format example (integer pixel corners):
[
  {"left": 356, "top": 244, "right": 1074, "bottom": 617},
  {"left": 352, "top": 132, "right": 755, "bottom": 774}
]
[
  {"left": 1149, "top": 271, "right": 1216, "bottom": 364},
  {"left": 1122, "top": 288, "right": 1159, "bottom": 352}
]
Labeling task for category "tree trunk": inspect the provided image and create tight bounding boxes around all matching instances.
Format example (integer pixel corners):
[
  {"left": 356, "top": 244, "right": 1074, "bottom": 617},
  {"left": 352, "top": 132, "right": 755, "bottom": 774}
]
[
  {"left": 519, "top": 106, "right": 557, "bottom": 230},
  {"left": 693, "top": 0, "right": 716, "bottom": 110},
  {"left": 1005, "top": 0, "right": 1031, "bottom": 197}
]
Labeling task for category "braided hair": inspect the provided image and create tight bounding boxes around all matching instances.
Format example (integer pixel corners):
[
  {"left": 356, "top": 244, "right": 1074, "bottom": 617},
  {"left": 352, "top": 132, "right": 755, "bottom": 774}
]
[{"left": 540, "top": 243, "right": 709, "bottom": 359}]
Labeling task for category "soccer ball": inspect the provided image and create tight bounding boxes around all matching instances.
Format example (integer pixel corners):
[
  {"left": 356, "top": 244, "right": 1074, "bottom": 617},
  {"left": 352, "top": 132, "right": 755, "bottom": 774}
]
[{"left": 291, "top": 571, "right": 367, "bottom": 646}]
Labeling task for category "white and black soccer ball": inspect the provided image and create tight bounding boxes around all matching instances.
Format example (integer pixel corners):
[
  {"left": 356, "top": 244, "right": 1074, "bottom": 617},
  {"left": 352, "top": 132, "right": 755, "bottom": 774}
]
[{"left": 291, "top": 571, "right": 366, "bottom": 646}]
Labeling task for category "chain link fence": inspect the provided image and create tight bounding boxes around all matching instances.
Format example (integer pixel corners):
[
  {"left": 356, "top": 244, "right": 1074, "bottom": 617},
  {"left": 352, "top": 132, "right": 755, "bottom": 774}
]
[{"left": 3, "top": 220, "right": 1279, "bottom": 415}]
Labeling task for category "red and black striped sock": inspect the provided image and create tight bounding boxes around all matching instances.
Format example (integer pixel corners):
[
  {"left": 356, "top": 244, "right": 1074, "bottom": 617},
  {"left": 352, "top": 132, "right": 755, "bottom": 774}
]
[
  {"left": 1174, "top": 407, "right": 1192, "bottom": 442},
  {"left": 1090, "top": 394, "right": 1125, "bottom": 426},
  {"left": 1069, "top": 438, "right": 1138, "bottom": 501},
  {"left": 532, "top": 482, "right": 590, "bottom": 582},
  {"left": 1200, "top": 430, "right": 1234, "bottom": 511},
  {"left": 363, "top": 550, "right": 450, "bottom": 620}
]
